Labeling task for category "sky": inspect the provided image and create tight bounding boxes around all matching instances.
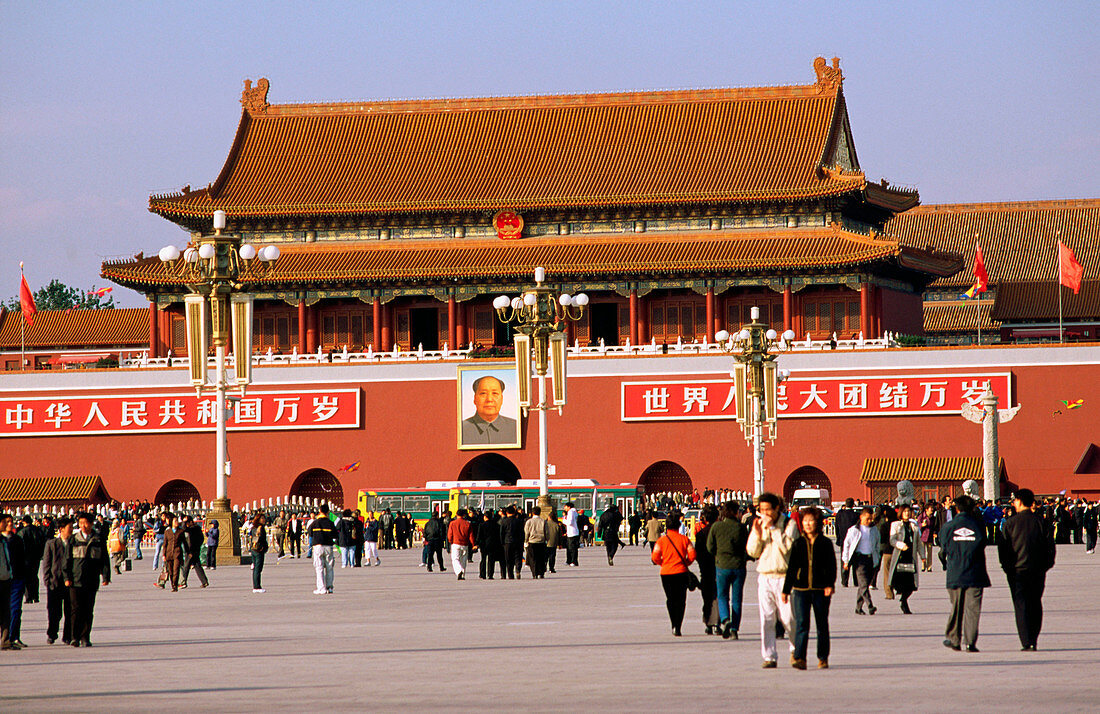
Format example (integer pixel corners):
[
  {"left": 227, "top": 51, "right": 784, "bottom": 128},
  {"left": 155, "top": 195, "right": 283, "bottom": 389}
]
[{"left": 2, "top": 1, "right": 1098, "bottom": 308}]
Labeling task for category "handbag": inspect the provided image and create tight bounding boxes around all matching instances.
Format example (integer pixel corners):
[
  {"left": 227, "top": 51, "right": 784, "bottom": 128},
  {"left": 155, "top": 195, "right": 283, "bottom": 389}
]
[
  {"left": 896, "top": 562, "right": 916, "bottom": 573},
  {"left": 666, "top": 536, "right": 700, "bottom": 591}
]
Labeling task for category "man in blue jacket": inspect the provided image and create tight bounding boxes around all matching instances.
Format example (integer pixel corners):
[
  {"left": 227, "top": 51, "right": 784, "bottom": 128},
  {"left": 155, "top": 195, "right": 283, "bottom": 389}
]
[{"left": 938, "top": 495, "right": 989, "bottom": 653}]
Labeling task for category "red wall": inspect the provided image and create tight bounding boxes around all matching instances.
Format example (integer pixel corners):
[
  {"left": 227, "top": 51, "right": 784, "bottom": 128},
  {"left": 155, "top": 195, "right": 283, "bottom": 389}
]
[
  {"left": 2, "top": 352, "right": 1099, "bottom": 504},
  {"left": 881, "top": 288, "right": 925, "bottom": 335}
]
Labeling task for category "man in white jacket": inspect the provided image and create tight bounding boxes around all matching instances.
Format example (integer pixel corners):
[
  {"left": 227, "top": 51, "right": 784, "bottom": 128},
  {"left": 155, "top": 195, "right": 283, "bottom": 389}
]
[
  {"left": 746, "top": 492, "right": 798, "bottom": 669},
  {"left": 842, "top": 507, "right": 882, "bottom": 615}
]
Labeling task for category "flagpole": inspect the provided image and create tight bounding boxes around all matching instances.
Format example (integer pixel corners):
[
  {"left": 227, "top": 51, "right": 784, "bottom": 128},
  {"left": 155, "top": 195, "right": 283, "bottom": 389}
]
[
  {"left": 19, "top": 262, "right": 26, "bottom": 371},
  {"left": 976, "top": 292, "right": 981, "bottom": 346},
  {"left": 1057, "top": 231, "right": 1064, "bottom": 344}
]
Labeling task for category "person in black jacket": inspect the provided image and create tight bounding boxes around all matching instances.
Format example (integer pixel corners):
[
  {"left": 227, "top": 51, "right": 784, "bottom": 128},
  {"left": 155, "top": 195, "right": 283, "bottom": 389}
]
[
  {"left": 337, "top": 510, "right": 357, "bottom": 568},
  {"left": 782, "top": 507, "right": 836, "bottom": 669},
  {"left": 500, "top": 506, "right": 525, "bottom": 579},
  {"left": 833, "top": 499, "right": 858, "bottom": 587},
  {"left": 421, "top": 513, "right": 446, "bottom": 572},
  {"left": 477, "top": 511, "right": 503, "bottom": 580},
  {"left": 41, "top": 518, "right": 73, "bottom": 644},
  {"left": 18, "top": 517, "right": 46, "bottom": 605},
  {"left": 64, "top": 513, "right": 111, "bottom": 647},
  {"left": 180, "top": 516, "right": 209, "bottom": 588},
  {"left": 598, "top": 504, "right": 625, "bottom": 566},
  {"left": 998, "top": 488, "right": 1055, "bottom": 651},
  {"left": 1, "top": 514, "right": 27, "bottom": 649},
  {"left": 694, "top": 505, "right": 720, "bottom": 635},
  {"left": 938, "top": 495, "right": 989, "bottom": 653}
]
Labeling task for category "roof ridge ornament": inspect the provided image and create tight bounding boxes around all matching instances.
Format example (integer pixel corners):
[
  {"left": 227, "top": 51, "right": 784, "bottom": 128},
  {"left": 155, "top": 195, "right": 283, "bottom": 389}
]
[
  {"left": 813, "top": 56, "right": 843, "bottom": 92},
  {"left": 242, "top": 78, "right": 270, "bottom": 114}
]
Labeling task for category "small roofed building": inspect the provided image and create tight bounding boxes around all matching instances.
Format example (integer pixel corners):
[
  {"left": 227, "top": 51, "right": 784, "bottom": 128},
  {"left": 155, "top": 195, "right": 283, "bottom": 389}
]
[
  {"left": 103, "top": 59, "right": 960, "bottom": 356},
  {"left": 0, "top": 475, "right": 111, "bottom": 510},
  {"left": 0, "top": 307, "right": 150, "bottom": 371},
  {"left": 887, "top": 199, "right": 1100, "bottom": 343},
  {"left": 860, "top": 457, "right": 1006, "bottom": 506}
]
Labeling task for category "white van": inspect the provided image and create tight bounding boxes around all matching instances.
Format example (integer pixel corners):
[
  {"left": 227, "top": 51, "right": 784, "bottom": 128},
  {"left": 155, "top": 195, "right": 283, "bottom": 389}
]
[{"left": 791, "top": 488, "right": 831, "bottom": 511}]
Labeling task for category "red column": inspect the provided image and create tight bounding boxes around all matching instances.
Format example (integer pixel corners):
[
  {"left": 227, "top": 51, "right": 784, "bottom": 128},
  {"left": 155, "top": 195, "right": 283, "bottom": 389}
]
[
  {"left": 160, "top": 309, "right": 172, "bottom": 357},
  {"left": 860, "top": 283, "right": 872, "bottom": 338},
  {"left": 372, "top": 297, "right": 382, "bottom": 350},
  {"left": 381, "top": 304, "right": 392, "bottom": 351},
  {"left": 148, "top": 302, "right": 159, "bottom": 358},
  {"left": 456, "top": 301, "right": 467, "bottom": 349},
  {"left": 629, "top": 289, "right": 639, "bottom": 345},
  {"left": 298, "top": 300, "right": 307, "bottom": 353},
  {"left": 783, "top": 288, "right": 793, "bottom": 333},
  {"left": 639, "top": 294, "right": 649, "bottom": 344},
  {"left": 792, "top": 292, "right": 803, "bottom": 338},
  {"left": 874, "top": 287, "right": 883, "bottom": 338},
  {"left": 448, "top": 296, "right": 457, "bottom": 349},
  {"left": 705, "top": 287, "right": 715, "bottom": 341},
  {"left": 306, "top": 304, "right": 318, "bottom": 353}
]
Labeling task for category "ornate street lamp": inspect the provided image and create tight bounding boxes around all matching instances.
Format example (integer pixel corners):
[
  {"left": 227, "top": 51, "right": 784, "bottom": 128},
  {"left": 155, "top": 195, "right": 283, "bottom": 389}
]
[
  {"left": 715, "top": 306, "right": 795, "bottom": 498},
  {"left": 493, "top": 267, "right": 588, "bottom": 514},
  {"left": 158, "top": 209, "right": 279, "bottom": 563}
]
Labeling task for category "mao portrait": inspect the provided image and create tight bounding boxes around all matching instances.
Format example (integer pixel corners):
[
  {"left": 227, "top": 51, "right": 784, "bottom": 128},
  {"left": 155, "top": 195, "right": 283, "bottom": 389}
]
[{"left": 457, "top": 366, "right": 521, "bottom": 450}]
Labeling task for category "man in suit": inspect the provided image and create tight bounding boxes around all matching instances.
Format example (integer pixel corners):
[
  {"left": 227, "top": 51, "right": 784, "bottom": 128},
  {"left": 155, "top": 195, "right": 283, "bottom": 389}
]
[
  {"left": 159, "top": 515, "right": 183, "bottom": 592},
  {"left": 461, "top": 376, "right": 517, "bottom": 445},
  {"left": 41, "top": 517, "right": 73, "bottom": 645},
  {"left": 998, "top": 488, "right": 1055, "bottom": 651},
  {"left": 64, "top": 513, "right": 111, "bottom": 647}
]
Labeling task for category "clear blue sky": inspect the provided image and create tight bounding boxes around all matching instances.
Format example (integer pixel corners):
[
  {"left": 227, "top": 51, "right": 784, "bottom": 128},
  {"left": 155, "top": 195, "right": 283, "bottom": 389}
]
[{"left": 2, "top": 1, "right": 1097, "bottom": 307}]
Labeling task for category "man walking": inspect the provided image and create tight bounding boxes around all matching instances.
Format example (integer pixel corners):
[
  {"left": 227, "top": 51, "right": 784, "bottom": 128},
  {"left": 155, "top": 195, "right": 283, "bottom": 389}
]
[
  {"left": 1, "top": 514, "right": 21, "bottom": 650},
  {"left": 272, "top": 510, "right": 287, "bottom": 561},
  {"left": 1, "top": 514, "right": 27, "bottom": 649},
  {"left": 598, "top": 504, "right": 625, "bottom": 566},
  {"left": 841, "top": 507, "right": 881, "bottom": 615},
  {"left": 308, "top": 505, "right": 337, "bottom": 594},
  {"left": 204, "top": 519, "right": 219, "bottom": 569},
  {"left": 180, "top": 516, "right": 209, "bottom": 589},
  {"left": 41, "top": 517, "right": 73, "bottom": 645},
  {"left": 833, "top": 499, "right": 858, "bottom": 587},
  {"left": 18, "top": 516, "right": 46, "bottom": 604},
  {"left": 938, "top": 495, "right": 989, "bottom": 653},
  {"left": 158, "top": 514, "right": 183, "bottom": 591},
  {"left": 337, "top": 510, "right": 357, "bottom": 568},
  {"left": 627, "top": 510, "right": 642, "bottom": 546},
  {"left": 998, "top": 488, "right": 1055, "bottom": 651},
  {"left": 746, "top": 493, "right": 796, "bottom": 668},
  {"left": 422, "top": 512, "right": 446, "bottom": 572},
  {"left": 65, "top": 513, "right": 111, "bottom": 647},
  {"left": 500, "top": 506, "right": 523, "bottom": 579},
  {"left": 708, "top": 501, "right": 749, "bottom": 640},
  {"left": 645, "top": 510, "right": 662, "bottom": 551},
  {"left": 447, "top": 508, "right": 475, "bottom": 580},
  {"left": 563, "top": 502, "right": 581, "bottom": 567}
]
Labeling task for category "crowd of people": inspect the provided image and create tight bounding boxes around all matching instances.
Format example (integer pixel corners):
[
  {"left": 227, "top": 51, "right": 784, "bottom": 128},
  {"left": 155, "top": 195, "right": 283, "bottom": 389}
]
[
  {"left": 648, "top": 488, "right": 1090, "bottom": 669},
  {"left": 2, "top": 490, "right": 1096, "bottom": 661}
]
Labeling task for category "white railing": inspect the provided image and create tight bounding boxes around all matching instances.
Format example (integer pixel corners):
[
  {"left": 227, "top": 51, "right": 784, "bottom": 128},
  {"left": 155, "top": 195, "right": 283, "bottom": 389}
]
[{"left": 117, "top": 332, "right": 898, "bottom": 369}]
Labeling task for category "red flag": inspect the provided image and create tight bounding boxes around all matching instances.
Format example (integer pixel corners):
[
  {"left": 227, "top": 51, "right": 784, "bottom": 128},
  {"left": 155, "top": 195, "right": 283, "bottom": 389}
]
[
  {"left": 972, "top": 242, "right": 989, "bottom": 294},
  {"left": 19, "top": 272, "right": 37, "bottom": 326},
  {"left": 1058, "top": 241, "right": 1083, "bottom": 295}
]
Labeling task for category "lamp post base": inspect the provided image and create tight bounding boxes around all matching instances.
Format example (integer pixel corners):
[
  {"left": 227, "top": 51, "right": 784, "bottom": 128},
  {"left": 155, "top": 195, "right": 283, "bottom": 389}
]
[
  {"left": 537, "top": 493, "right": 556, "bottom": 518},
  {"left": 205, "top": 498, "right": 242, "bottom": 565}
]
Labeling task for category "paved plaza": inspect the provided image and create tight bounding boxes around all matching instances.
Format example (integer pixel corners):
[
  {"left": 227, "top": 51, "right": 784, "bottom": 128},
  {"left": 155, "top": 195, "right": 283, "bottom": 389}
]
[{"left": 2, "top": 543, "right": 1098, "bottom": 712}]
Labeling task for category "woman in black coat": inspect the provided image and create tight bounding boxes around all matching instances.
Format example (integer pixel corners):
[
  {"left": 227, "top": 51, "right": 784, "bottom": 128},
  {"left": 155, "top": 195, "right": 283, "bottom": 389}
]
[{"left": 782, "top": 507, "right": 837, "bottom": 669}]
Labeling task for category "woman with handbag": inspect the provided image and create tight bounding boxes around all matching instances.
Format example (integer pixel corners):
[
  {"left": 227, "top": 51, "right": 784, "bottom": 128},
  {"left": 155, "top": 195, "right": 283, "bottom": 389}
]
[
  {"left": 886, "top": 504, "right": 923, "bottom": 614},
  {"left": 651, "top": 512, "right": 697, "bottom": 637}
]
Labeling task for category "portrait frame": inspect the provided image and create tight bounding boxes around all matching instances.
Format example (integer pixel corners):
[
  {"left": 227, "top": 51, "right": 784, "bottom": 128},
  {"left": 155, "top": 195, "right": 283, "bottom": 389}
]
[{"left": 457, "top": 364, "right": 523, "bottom": 450}]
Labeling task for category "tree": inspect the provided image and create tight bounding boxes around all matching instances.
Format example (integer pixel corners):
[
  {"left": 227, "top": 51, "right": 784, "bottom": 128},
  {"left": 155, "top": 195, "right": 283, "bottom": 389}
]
[{"left": 4, "top": 279, "right": 116, "bottom": 311}]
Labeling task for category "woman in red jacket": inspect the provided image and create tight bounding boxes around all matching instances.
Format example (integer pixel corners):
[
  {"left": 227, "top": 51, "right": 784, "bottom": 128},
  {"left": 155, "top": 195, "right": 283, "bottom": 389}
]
[{"left": 651, "top": 512, "right": 696, "bottom": 637}]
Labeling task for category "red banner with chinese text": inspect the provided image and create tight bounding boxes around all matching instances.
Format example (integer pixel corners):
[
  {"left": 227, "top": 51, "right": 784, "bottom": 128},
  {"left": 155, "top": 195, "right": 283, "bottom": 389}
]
[
  {"left": 621, "top": 373, "right": 1012, "bottom": 421},
  {"left": 1, "top": 389, "right": 360, "bottom": 437}
]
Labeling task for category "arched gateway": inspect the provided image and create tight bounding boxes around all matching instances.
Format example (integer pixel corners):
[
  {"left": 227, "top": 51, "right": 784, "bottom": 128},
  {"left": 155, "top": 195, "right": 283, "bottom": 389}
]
[
  {"left": 638, "top": 461, "right": 693, "bottom": 495},
  {"left": 290, "top": 468, "right": 344, "bottom": 507},
  {"left": 155, "top": 479, "right": 200, "bottom": 505},
  {"left": 783, "top": 466, "right": 832, "bottom": 504},
  {"left": 458, "top": 453, "right": 520, "bottom": 485}
]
